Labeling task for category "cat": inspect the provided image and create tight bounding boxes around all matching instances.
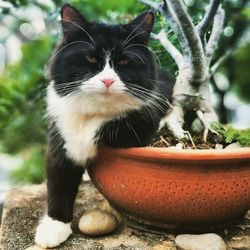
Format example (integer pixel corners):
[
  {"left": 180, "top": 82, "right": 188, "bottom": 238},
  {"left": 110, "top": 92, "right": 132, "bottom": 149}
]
[{"left": 35, "top": 4, "right": 174, "bottom": 248}]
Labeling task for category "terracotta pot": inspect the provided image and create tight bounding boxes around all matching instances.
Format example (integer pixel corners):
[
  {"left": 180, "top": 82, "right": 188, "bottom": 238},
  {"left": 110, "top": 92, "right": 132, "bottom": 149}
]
[{"left": 88, "top": 147, "right": 250, "bottom": 230}]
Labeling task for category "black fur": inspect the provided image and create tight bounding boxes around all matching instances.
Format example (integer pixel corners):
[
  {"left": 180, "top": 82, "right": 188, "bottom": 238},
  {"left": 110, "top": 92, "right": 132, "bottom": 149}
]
[
  {"left": 45, "top": 4, "right": 174, "bottom": 225},
  {"left": 46, "top": 127, "right": 83, "bottom": 222}
]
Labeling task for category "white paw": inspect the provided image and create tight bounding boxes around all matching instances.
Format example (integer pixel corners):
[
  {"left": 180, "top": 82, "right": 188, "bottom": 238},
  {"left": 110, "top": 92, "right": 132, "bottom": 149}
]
[{"left": 35, "top": 215, "right": 72, "bottom": 248}]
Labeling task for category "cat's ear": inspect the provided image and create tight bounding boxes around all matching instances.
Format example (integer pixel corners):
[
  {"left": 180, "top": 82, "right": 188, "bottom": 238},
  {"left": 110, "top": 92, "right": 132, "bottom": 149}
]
[
  {"left": 61, "top": 4, "right": 90, "bottom": 42},
  {"left": 126, "top": 11, "right": 154, "bottom": 44}
]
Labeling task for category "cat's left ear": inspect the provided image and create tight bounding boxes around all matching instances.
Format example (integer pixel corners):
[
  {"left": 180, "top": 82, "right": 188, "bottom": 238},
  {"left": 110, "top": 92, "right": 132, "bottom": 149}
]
[
  {"left": 126, "top": 11, "right": 154, "bottom": 44},
  {"left": 61, "top": 4, "right": 90, "bottom": 43}
]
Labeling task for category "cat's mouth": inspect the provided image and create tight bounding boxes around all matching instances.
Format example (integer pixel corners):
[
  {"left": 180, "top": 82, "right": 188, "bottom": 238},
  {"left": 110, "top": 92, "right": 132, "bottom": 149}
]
[{"left": 97, "top": 87, "right": 126, "bottom": 96}]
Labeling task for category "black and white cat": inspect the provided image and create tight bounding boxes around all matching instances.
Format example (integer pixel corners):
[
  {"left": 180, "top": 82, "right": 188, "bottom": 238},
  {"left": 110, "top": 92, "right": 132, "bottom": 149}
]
[{"left": 35, "top": 4, "right": 174, "bottom": 248}]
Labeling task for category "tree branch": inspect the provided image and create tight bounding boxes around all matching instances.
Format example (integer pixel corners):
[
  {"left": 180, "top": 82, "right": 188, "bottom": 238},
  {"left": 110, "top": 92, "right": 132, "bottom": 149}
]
[
  {"left": 210, "top": 48, "right": 233, "bottom": 75},
  {"left": 139, "top": 0, "right": 188, "bottom": 60},
  {"left": 197, "top": 0, "right": 221, "bottom": 38},
  {"left": 167, "top": 0, "right": 206, "bottom": 83},
  {"left": 206, "top": 6, "right": 225, "bottom": 63},
  {"left": 151, "top": 30, "right": 183, "bottom": 68},
  {"left": 161, "top": 0, "right": 189, "bottom": 57}
]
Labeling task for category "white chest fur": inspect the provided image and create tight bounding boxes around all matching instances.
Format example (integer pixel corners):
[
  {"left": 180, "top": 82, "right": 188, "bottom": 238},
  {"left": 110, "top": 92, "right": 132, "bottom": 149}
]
[
  {"left": 47, "top": 86, "right": 109, "bottom": 164},
  {"left": 47, "top": 83, "right": 143, "bottom": 165},
  {"left": 58, "top": 113, "right": 105, "bottom": 164}
]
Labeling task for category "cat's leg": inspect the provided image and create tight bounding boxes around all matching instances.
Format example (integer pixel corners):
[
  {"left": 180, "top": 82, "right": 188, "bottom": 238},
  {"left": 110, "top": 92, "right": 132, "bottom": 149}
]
[{"left": 35, "top": 146, "right": 85, "bottom": 248}]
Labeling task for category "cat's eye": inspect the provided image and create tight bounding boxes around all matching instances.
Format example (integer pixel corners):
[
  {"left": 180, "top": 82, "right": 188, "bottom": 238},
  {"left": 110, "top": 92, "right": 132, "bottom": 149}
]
[
  {"left": 118, "top": 59, "right": 129, "bottom": 65},
  {"left": 85, "top": 55, "right": 98, "bottom": 64}
]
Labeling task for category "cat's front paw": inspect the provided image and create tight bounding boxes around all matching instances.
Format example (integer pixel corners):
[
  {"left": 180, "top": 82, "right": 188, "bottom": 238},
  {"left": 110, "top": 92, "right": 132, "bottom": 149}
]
[{"left": 35, "top": 215, "right": 72, "bottom": 248}]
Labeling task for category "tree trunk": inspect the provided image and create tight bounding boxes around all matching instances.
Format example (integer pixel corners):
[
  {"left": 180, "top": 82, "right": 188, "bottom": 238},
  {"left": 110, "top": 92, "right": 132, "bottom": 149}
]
[{"left": 140, "top": 0, "right": 225, "bottom": 141}]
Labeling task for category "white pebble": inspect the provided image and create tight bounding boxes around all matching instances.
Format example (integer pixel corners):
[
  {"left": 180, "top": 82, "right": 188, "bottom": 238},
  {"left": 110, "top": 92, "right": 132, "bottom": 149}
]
[
  {"left": 175, "top": 233, "right": 226, "bottom": 250},
  {"left": 79, "top": 210, "right": 118, "bottom": 236},
  {"left": 25, "top": 246, "right": 44, "bottom": 250},
  {"left": 175, "top": 143, "right": 184, "bottom": 149},
  {"left": 215, "top": 143, "right": 223, "bottom": 149},
  {"left": 225, "top": 142, "right": 243, "bottom": 149}
]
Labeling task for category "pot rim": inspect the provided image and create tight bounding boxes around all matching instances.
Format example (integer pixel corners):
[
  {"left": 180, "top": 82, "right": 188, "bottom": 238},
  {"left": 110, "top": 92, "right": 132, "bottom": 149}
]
[{"left": 98, "top": 146, "right": 250, "bottom": 162}]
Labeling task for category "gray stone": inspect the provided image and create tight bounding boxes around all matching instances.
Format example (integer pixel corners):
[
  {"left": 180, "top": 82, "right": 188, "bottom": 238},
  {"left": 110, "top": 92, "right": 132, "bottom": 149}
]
[
  {"left": 175, "top": 233, "right": 226, "bottom": 250},
  {"left": 191, "top": 118, "right": 204, "bottom": 134},
  {"left": 79, "top": 210, "right": 118, "bottom": 236},
  {"left": 225, "top": 142, "right": 243, "bottom": 149}
]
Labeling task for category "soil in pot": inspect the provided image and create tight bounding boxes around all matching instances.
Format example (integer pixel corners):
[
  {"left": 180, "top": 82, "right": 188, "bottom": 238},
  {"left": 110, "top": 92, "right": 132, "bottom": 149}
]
[{"left": 152, "top": 124, "right": 250, "bottom": 149}]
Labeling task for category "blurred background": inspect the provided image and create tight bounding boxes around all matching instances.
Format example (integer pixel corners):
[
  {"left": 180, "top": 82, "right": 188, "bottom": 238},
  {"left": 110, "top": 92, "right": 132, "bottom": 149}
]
[{"left": 0, "top": 0, "right": 249, "bottom": 215}]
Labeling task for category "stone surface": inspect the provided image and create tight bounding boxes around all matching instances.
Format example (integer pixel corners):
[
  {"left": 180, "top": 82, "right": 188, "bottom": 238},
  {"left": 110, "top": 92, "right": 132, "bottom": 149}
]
[
  {"left": 0, "top": 182, "right": 249, "bottom": 250},
  {"left": 225, "top": 142, "right": 243, "bottom": 149},
  {"left": 175, "top": 233, "right": 226, "bottom": 250},
  {"left": 79, "top": 210, "right": 118, "bottom": 236},
  {"left": 25, "top": 246, "right": 44, "bottom": 250},
  {"left": 215, "top": 144, "right": 223, "bottom": 150},
  {"left": 175, "top": 143, "right": 184, "bottom": 149}
]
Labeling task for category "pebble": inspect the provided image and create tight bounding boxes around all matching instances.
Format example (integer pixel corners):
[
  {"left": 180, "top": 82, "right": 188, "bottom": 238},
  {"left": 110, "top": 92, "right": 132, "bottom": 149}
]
[
  {"left": 175, "top": 233, "right": 226, "bottom": 250},
  {"left": 191, "top": 118, "right": 204, "bottom": 133},
  {"left": 79, "top": 209, "right": 118, "bottom": 236},
  {"left": 169, "top": 143, "right": 184, "bottom": 149},
  {"left": 225, "top": 142, "right": 243, "bottom": 149},
  {"left": 175, "top": 143, "right": 184, "bottom": 149},
  {"left": 215, "top": 143, "right": 223, "bottom": 149},
  {"left": 25, "top": 246, "right": 44, "bottom": 250}
]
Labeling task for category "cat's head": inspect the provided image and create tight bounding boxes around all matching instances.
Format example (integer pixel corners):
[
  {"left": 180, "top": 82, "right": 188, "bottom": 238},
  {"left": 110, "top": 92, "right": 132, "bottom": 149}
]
[{"left": 49, "top": 4, "right": 156, "bottom": 115}]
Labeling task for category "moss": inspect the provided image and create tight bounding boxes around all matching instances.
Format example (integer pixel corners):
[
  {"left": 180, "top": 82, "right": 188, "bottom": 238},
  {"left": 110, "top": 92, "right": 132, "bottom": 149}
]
[{"left": 212, "top": 123, "right": 250, "bottom": 146}]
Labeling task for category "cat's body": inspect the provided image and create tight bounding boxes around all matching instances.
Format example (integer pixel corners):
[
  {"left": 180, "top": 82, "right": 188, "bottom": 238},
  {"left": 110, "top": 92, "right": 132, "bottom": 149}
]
[{"left": 35, "top": 4, "right": 174, "bottom": 248}]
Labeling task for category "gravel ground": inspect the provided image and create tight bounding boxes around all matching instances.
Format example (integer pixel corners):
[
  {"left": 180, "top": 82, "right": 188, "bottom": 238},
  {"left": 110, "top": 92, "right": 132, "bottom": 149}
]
[
  {"left": 0, "top": 154, "right": 21, "bottom": 224},
  {"left": 0, "top": 182, "right": 249, "bottom": 250}
]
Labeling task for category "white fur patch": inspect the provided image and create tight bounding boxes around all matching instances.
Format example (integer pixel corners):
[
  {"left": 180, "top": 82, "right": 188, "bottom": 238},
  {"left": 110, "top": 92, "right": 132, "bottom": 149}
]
[
  {"left": 35, "top": 215, "right": 72, "bottom": 248},
  {"left": 47, "top": 58, "right": 144, "bottom": 164}
]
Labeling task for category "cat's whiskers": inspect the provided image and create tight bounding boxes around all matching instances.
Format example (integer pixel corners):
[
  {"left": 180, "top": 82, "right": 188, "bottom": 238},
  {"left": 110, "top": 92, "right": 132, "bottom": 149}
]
[
  {"left": 54, "top": 79, "right": 84, "bottom": 95},
  {"left": 122, "top": 10, "right": 152, "bottom": 46},
  {"left": 48, "top": 130, "right": 64, "bottom": 154},
  {"left": 130, "top": 83, "right": 171, "bottom": 106},
  {"left": 54, "top": 80, "right": 83, "bottom": 88},
  {"left": 123, "top": 51, "right": 145, "bottom": 64},
  {"left": 128, "top": 90, "right": 165, "bottom": 113},
  {"left": 142, "top": 105, "right": 157, "bottom": 128},
  {"left": 126, "top": 82, "right": 169, "bottom": 104},
  {"left": 64, "top": 85, "right": 127, "bottom": 100},
  {"left": 125, "top": 119, "right": 141, "bottom": 145},
  {"left": 50, "top": 41, "right": 94, "bottom": 63},
  {"left": 123, "top": 43, "right": 147, "bottom": 51},
  {"left": 125, "top": 85, "right": 168, "bottom": 113},
  {"left": 123, "top": 44, "right": 161, "bottom": 67},
  {"left": 122, "top": 31, "right": 146, "bottom": 47}
]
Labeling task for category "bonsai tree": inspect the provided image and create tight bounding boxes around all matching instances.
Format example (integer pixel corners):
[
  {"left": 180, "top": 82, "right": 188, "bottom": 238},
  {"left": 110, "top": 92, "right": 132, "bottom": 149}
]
[{"left": 140, "top": 0, "right": 225, "bottom": 141}]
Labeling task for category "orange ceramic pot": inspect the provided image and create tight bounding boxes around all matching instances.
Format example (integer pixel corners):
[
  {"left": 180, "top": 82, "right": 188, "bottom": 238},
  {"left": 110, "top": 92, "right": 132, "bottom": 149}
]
[{"left": 89, "top": 147, "right": 250, "bottom": 229}]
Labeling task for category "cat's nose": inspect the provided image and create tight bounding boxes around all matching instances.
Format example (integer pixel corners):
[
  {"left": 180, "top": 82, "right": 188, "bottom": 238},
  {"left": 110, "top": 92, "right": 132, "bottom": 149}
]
[{"left": 101, "top": 78, "right": 114, "bottom": 88}]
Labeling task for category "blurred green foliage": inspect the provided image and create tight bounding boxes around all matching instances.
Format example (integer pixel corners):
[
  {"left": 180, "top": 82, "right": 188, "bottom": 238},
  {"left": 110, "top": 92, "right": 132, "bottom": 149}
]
[
  {"left": 0, "top": 38, "right": 52, "bottom": 184},
  {"left": 10, "top": 146, "right": 45, "bottom": 183},
  {"left": 71, "top": 0, "right": 142, "bottom": 21},
  {"left": 0, "top": 0, "right": 250, "bottom": 183},
  {"left": 0, "top": 38, "right": 52, "bottom": 153},
  {"left": 231, "top": 42, "right": 250, "bottom": 102}
]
